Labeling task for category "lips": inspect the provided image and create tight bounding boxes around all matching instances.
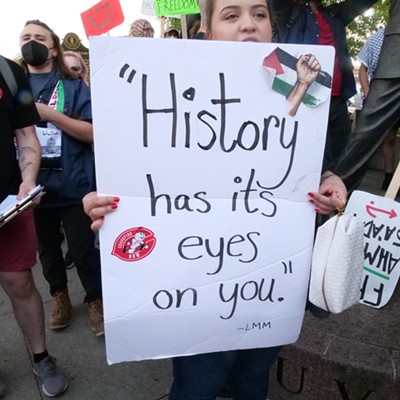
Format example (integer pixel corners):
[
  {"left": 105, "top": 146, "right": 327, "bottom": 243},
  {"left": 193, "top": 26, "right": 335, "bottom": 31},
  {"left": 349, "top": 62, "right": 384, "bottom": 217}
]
[{"left": 242, "top": 37, "right": 260, "bottom": 42}]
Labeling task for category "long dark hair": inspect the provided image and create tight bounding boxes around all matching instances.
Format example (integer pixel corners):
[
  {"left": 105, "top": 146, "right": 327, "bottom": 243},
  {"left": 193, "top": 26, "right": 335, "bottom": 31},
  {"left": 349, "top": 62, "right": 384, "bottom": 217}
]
[{"left": 18, "top": 20, "right": 79, "bottom": 80}]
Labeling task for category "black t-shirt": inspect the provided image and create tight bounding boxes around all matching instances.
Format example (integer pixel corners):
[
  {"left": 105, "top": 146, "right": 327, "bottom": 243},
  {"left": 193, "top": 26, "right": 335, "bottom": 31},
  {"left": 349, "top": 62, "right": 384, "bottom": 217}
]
[{"left": 0, "top": 57, "right": 40, "bottom": 202}]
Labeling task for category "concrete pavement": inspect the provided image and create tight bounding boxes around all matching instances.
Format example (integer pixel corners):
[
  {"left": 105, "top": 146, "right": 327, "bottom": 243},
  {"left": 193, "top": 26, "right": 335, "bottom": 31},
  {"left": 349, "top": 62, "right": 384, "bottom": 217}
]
[
  {"left": 0, "top": 245, "right": 172, "bottom": 400},
  {"left": 0, "top": 168, "right": 387, "bottom": 399}
]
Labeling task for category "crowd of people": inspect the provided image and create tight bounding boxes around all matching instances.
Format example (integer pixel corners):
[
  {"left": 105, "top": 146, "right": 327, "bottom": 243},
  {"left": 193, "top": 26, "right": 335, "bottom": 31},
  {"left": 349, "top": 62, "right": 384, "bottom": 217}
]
[{"left": 0, "top": 0, "right": 395, "bottom": 398}]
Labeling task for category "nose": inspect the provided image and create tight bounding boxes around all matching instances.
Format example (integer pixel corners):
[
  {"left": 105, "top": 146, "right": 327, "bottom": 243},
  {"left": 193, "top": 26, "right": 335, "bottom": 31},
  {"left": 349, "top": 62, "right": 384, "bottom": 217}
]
[{"left": 240, "top": 13, "right": 256, "bottom": 32}]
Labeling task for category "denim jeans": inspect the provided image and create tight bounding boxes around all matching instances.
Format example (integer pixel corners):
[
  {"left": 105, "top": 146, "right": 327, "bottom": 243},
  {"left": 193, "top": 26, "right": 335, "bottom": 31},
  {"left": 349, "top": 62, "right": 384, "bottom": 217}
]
[
  {"left": 169, "top": 346, "right": 281, "bottom": 400},
  {"left": 34, "top": 205, "right": 102, "bottom": 302}
]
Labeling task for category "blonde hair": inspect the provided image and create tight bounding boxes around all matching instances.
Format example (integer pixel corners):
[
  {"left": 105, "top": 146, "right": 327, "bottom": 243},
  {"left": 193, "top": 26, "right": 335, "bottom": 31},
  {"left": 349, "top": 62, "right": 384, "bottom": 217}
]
[{"left": 63, "top": 51, "right": 88, "bottom": 84}]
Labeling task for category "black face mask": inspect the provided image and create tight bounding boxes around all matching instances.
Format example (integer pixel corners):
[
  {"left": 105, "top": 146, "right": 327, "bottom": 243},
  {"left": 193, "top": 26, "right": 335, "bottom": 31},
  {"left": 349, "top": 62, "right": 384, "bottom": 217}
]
[{"left": 21, "top": 40, "right": 50, "bottom": 67}]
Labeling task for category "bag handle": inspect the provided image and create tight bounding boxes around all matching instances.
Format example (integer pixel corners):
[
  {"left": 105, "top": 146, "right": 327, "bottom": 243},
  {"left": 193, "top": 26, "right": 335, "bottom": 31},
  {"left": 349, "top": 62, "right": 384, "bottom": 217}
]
[{"left": 385, "top": 160, "right": 400, "bottom": 200}]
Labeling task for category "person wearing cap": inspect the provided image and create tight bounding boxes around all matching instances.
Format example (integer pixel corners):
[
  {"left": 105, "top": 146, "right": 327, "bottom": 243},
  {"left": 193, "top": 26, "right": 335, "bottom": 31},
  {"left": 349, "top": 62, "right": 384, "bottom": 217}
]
[
  {"left": 164, "top": 26, "right": 180, "bottom": 39},
  {"left": 129, "top": 19, "right": 154, "bottom": 38}
]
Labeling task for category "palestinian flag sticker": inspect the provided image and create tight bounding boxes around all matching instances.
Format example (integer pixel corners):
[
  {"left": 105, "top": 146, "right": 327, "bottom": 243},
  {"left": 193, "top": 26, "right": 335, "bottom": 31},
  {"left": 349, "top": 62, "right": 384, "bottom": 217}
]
[
  {"left": 112, "top": 227, "right": 156, "bottom": 262},
  {"left": 263, "top": 47, "right": 332, "bottom": 115}
]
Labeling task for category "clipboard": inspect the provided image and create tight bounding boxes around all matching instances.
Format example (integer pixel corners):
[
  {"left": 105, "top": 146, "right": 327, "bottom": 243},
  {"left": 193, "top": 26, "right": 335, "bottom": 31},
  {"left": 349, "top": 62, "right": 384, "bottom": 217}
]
[{"left": 0, "top": 185, "right": 45, "bottom": 228}]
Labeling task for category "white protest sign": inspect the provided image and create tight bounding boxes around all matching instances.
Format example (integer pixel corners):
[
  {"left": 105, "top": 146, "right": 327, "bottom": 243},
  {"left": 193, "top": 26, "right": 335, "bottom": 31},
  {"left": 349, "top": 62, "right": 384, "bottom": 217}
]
[
  {"left": 90, "top": 37, "right": 334, "bottom": 363},
  {"left": 154, "top": 0, "right": 200, "bottom": 16},
  {"left": 141, "top": 0, "right": 156, "bottom": 16},
  {"left": 346, "top": 190, "right": 400, "bottom": 308}
]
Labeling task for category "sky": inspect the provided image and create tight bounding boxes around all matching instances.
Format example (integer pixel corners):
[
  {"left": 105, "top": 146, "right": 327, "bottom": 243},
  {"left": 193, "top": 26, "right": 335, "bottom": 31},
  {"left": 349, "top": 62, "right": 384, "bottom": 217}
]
[{"left": 1, "top": 0, "right": 160, "bottom": 60}]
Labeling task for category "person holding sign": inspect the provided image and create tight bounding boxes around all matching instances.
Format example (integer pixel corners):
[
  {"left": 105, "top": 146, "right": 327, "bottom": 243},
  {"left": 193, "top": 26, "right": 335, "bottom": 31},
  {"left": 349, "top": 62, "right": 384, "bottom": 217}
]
[
  {"left": 18, "top": 20, "right": 104, "bottom": 336},
  {"left": 0, "top": 56, "right": 68, "bottom": 398},
  {"left": 84, "top": 0, "right": 347, "bottom": 398}
]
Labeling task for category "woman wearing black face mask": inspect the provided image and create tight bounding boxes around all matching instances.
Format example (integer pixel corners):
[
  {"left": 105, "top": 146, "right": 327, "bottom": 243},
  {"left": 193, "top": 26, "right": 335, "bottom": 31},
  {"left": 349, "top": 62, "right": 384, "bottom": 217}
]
[{"left": 18, "top": 20, "right": 104, "bottom": 337}]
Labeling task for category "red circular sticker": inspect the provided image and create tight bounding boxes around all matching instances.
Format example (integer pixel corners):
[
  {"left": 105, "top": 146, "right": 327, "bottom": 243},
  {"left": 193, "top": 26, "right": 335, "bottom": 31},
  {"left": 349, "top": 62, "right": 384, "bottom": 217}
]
[{"left": 111, "top": 227, "right": 156, "bottom": 262}]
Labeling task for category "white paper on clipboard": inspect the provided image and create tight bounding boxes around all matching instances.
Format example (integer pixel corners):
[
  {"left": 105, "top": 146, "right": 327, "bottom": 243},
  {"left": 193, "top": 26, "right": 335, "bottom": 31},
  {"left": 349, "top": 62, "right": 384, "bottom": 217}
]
[{"left": 0, "top": 185, "right": 45, "bottom": 228}]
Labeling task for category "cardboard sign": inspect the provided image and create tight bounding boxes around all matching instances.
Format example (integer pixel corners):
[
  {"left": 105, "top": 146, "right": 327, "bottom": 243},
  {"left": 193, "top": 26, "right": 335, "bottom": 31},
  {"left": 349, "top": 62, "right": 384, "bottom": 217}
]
[
  {"left": 81, "top": 0, "right": 124, "bottom": 38},
  {"left": 346, "top": 190, "right": 400, "bottom": 308},
  {"left": 89, "top": 37, "right": 334, "bottom": 363},
  {"left": 154, "top": 0, "right": 200, "bottom": 16}
]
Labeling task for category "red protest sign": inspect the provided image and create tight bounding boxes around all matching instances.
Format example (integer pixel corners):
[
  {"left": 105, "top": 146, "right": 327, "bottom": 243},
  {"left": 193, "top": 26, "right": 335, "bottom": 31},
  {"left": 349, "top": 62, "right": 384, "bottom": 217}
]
[{"left": 81, "top": 0, "right": 124, "bottom": 38}]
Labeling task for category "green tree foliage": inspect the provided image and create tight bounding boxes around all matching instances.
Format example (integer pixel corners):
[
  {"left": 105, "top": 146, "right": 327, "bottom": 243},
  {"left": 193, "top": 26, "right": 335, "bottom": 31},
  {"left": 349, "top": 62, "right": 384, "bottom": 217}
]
[
  {"left": 165, "top": 1, "right": 391, "bottom": 53},
  {"left": 324, "top": 0, "right": 390, "bottom": 56},
  {"left": 155, "top": 16, "right": 182, "bottom": 36},
  {"left": 347, "top": 0, "right": 390, "bottom": 56}
]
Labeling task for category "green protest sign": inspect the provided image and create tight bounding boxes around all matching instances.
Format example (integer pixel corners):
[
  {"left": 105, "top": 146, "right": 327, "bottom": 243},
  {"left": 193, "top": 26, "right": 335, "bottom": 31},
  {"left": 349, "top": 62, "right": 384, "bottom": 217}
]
[{"left": 154, "top": 0, "right": 200, "bottom": 16}]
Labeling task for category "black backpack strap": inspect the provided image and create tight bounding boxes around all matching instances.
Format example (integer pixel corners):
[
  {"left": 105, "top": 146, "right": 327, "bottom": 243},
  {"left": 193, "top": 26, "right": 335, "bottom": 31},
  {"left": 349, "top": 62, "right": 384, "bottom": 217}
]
[
  {"left": 276, "top": 5, "right": 301, "bottom": 43},
  {"left": 0, "top": 56, "right": 17, "bottom": 97}
]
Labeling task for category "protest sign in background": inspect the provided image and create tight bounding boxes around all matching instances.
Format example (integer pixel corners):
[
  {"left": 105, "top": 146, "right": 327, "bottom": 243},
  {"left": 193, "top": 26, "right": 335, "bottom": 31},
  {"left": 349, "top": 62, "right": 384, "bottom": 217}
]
[
  {"left": 346, "top": 190, "right": 400, "bottom": 308},
  {"left": 81, "top": 0, "right": 124, "bottom": 37},
  {"left": 141, "top": 0, "right": 156, "bottom": 16},
  {"left": 90, "top": 37, "right": 334, "bottom": 363},
  {"left": 142, "top": 0, "right": 180, "bottom": 18},
  {"left": 154, "top": 0, "right": 199, "bottom": 16}
]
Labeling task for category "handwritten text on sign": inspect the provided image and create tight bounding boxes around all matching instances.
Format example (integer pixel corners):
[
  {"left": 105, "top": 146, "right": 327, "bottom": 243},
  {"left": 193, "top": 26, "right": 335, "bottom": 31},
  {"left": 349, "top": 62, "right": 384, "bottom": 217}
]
[
  {"left": 141, "top": 0, "right": 156, "bottom": 16},
  {"left": 89, "top": 37, "right": 334, "bottom": 363},
  {"left": 346, "top": 190, "right": 400, "bottom": 308},
  {"left": 154, "top": 0, "right": 200, "bottom": 16}
]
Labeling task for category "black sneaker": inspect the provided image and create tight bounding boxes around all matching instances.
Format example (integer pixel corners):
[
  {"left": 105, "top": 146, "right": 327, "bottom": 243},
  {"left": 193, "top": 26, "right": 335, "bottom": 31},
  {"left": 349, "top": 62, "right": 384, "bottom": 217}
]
[
  {"left": 33, "top": 356, "right": 68, "bottom": 397},
  {"left": 64, "top": 251, "right": 75, "bottom": 270}
]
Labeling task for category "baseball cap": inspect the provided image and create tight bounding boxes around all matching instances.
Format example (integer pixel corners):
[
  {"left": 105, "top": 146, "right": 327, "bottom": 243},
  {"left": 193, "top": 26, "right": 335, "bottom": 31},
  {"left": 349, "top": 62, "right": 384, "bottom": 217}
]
[{"left": 165, "top": 26, "right": 179, "bottom": 35}]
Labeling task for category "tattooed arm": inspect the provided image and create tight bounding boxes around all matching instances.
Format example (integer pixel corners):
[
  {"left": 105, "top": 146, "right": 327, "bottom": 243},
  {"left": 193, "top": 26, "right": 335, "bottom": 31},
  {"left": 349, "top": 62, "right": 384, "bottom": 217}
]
[{"left": 15, "top": 125, "right": 41, "bottom": 199}]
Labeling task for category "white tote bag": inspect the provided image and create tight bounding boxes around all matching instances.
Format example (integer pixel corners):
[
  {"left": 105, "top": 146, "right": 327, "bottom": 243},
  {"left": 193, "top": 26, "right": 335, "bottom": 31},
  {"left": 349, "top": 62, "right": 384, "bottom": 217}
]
[{"left": 309, "top": 213, "right": 365, "bottom": 314}]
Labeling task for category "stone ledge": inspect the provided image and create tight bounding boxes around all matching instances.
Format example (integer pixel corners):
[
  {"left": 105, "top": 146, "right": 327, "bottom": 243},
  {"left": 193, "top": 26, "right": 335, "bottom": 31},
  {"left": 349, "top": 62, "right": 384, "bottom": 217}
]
[{"left": 268, "top": 289, "right": 399, "bottom": 400}]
